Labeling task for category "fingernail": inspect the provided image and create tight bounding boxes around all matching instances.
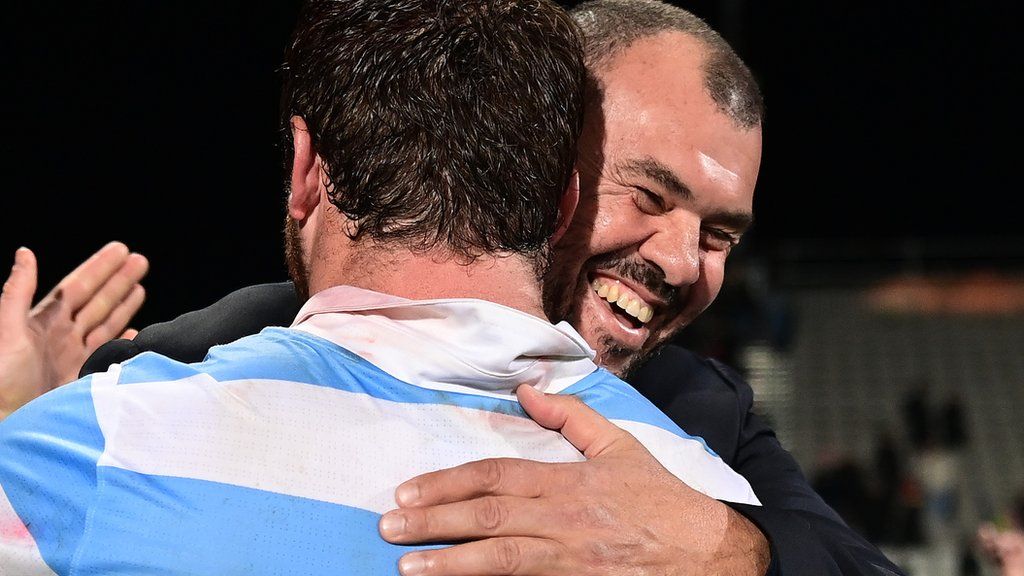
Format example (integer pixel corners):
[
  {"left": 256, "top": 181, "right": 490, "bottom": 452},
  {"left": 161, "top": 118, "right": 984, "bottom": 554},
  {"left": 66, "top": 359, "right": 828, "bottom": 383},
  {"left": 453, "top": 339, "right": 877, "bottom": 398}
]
[
  {"left": 516, "top": 383, "right": 540, "bottom": 397},
  {"left": 398, "top": 553, "right": 427, "bottom": 576},
  {"left": 395, "top": 482, "right": 420, "bottom": 506},
  {"left": 379, "top": 511, "right": 407, "bottom": 537}
]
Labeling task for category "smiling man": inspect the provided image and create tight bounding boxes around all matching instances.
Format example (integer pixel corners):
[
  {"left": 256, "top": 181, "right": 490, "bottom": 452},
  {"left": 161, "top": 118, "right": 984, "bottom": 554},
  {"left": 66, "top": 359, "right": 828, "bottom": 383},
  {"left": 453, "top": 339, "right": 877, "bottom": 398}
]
[
  {"left": 544, "top": 24, "right": 761, "bottom": 377},
  {"left": 71, "top": 1, "right": 904, "bottom": 574}
]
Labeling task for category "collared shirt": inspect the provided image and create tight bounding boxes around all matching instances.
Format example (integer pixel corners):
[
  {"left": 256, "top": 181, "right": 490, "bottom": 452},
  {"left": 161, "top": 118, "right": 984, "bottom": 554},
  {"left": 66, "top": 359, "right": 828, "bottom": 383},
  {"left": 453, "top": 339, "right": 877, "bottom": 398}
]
[
  {"left": 292, "top": 285, "right": 598, "bottom": 397},
  {"left": 0, "top": 286, "right": 759, "bottom": 575}
]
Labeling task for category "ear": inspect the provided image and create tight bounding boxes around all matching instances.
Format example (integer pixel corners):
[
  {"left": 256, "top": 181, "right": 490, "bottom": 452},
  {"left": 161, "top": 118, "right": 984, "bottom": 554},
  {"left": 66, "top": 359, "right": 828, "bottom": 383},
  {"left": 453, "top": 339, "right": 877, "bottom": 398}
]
[
  {"left": 288, "top": 116, "right": 323, "bottom": 222},
  {"left": 549, "top": 170, "right": 580, "bottom": 247}
]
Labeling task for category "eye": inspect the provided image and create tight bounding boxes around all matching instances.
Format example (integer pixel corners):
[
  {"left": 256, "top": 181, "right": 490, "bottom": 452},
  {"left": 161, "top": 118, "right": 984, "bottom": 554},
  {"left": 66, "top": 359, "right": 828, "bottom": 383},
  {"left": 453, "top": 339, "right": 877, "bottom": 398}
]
[
  {"left": 632, "top": 186, "right": 666, "bottom": 215},
  {"left": 701, "top": 227, "right": 740, "bottom": 252}
]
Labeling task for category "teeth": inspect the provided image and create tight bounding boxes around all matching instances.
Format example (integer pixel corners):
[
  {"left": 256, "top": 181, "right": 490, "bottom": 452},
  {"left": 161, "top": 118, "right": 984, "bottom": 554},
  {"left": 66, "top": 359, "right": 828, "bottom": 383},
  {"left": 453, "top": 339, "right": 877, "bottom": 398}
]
[
  {"left": 639, "top": 306, "right": 653, "bottom": 323},
  {"left": 606, "top": 284, "right": 620, "bottom": 302},
  {"left": 625, "top": 300, "right": 640, "bottom": 317},
  {"left": 591, "top": 279, "right": 654, "bottom": 325}
]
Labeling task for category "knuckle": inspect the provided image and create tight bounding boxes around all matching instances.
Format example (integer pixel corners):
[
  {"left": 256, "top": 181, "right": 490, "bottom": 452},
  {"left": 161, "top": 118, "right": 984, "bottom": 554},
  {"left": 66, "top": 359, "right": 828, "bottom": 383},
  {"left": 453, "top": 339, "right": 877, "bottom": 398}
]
[
  {"left": 583, "top": 540, "right": 624, "bottom": 568},
  {"left": 475, "top": 458, "right": 505, "bottom": 493},
  {"left": 402, "top": 508, "right": 427, "bottom": 536},
  {"left": 60, "top": 278, "right": 88, "bottom": 301},
  {"left": 578, "top": 530, "right": 645, "bottom": 569},
  {"left": 475, "top": 497, "right": 509, "bottom": 532},
  {"left": 90, "top": 295, "right": 113, "bottom": 316},
  {"left": 492, "top": 539, "right": 524, "bottom": 575}
]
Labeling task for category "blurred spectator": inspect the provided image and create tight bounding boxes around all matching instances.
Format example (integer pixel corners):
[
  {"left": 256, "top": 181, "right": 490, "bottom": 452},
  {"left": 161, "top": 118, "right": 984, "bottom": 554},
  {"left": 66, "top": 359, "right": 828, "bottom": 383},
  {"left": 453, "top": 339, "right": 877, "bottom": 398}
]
[
  {"left": 870, "top": 428, "right": 926, "bottom": 547},
  {"left": 902, "top": 377, "right": 933, "bottom": 451},
  {"left": 915, "top": 444, "right": 962, "bottom": 545},
  {"left": 938, "top": 391, "right": 970, "bottom": 449},
  {"left": 812, "top": 446, "right": 873, "bottom": 538}
]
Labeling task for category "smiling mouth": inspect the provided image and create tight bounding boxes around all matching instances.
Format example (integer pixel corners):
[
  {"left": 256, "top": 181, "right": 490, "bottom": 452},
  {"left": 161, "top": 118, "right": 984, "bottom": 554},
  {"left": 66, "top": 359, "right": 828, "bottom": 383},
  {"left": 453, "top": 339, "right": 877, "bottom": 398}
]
[{"left": 590, "top": 277, "right": 654, "bottom": 327}]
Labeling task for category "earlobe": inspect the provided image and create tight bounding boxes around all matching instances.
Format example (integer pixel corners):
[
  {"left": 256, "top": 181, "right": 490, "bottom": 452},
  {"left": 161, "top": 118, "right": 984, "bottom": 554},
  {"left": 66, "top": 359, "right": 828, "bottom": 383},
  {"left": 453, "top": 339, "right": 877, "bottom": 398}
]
[
  {"left": 549, "top": 170, "right": 580, "bottom": 246},
  {"left": 288, "top": 115, "right": 322, "bottom": 221}
]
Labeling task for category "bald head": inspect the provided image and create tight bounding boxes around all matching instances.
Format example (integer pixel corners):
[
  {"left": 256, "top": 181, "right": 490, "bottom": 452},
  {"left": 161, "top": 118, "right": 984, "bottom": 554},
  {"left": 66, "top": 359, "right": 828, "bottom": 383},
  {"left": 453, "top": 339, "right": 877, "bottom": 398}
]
[{"left": 571, "top": 0, "right": 763, "bottom": 129}]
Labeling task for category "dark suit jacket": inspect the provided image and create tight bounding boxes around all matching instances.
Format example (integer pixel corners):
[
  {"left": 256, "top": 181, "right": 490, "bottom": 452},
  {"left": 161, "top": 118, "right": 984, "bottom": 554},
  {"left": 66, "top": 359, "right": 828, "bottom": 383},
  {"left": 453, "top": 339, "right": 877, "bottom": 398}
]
[{"left": 81, "top": 282, "right": 905, "bottom": 576}]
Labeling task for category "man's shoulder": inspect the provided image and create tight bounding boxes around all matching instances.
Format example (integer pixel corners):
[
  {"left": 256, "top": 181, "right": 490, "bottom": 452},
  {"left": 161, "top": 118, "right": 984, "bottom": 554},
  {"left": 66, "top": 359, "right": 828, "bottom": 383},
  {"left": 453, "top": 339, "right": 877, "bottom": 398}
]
[
  {"left": 82, "top": 282, "right": 302, "bottom": 376},
  {"left": 628, "top": 345, "right": 752, "bottom": 407},
  {"left": 568, "top": 367, "right": 761, "bottom": 505},
  {"left": 135, "top": 281, "right": 302, "bottom": 354},
  {"left": 626, "top": 345, "right": 756, "bottom": 463}
]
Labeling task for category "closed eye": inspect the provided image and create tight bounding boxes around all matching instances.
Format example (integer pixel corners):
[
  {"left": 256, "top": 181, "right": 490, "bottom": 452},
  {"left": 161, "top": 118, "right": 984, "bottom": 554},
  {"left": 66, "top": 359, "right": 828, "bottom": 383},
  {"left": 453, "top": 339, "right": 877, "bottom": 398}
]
[
  {"left": 632, "top": 186, "right": 666, "bottom": 214},
  {"left": 701, "top": 227, "right": 740, "bottom": 251}
]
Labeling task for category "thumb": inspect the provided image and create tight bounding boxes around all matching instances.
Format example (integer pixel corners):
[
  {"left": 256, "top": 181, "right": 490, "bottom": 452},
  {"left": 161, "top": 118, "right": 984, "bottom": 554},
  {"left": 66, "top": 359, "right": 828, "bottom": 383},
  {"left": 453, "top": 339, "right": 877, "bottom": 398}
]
[
  {"left": 120, "top": 328, "right": 139, "bottom": 340},
  {"left": 0, "top": 248, "right": 39, "bottom": 327},
  {"left": 516, "top": 384, "right": 636, "bottom": 459}
]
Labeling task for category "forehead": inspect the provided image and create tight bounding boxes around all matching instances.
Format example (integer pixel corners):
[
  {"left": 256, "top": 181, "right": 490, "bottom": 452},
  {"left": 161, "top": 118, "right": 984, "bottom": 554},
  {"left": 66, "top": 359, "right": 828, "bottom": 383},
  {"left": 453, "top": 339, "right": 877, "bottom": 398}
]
[{"left": 590, "top": 32, "right": 761, "bottom": 208}]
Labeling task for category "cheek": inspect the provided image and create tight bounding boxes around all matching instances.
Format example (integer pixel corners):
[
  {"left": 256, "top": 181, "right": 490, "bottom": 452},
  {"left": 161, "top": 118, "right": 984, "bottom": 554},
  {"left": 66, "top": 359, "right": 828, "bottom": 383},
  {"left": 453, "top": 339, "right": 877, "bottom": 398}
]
[
  {"left": 695, "top": 253, "right": 728, "bottom": 309},
  {"left": 586, "top": 197, "right": 648, "bottom": 253}
]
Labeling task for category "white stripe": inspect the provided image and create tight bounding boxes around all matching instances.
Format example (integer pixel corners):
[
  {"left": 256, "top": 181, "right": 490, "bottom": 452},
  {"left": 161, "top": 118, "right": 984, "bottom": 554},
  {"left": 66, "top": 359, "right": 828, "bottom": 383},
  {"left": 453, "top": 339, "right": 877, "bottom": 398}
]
[
  {"left": 0, "top": 483, "right": 57, "bottom": 576},
  {"left": 612, "top": 420, "right": 760, "bottom": 505},
  {"left": 91, "top": 377, "right": 759, "bottom": 514},
  {"left": 94, "top": 377, "right": 584, "bottom": 514}
]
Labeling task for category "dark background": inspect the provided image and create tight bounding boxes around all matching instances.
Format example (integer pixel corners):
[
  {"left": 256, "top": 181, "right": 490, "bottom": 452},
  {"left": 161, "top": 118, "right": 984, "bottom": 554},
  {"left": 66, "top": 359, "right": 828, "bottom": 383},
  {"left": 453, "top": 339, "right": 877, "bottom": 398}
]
[{"left": 2, "top": 1, "right": 1021, "bottom": 328}]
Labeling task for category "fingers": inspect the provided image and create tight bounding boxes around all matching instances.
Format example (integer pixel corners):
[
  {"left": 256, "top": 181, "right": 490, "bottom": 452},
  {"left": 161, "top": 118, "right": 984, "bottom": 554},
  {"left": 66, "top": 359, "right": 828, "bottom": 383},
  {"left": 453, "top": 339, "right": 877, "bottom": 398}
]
[
  {"left": 381, "top": 495, "right": 559, "bottom": 544},
  {"left": 72, "top": 252, "right": 149, "bottom": 335},
  {"left": 396, "top": 537, "right": 565, "bottom": 576},
  {"left": 395, "top": 458, "right": 578, "bottom": 507},
  {"left": 0, "top": 248, "right": 37, "bottom": 328},
  {"left": 394, "top": 390, "right": 638, "bottom": 509},
  {"left": 516, "top": 384, "right": 635, "bottom": 458},
  {"left": 120, "top": 328, "right": 139, "bottom": 340},
  {"left": 84, "top": 284, "right": 146, "bottom": 352},
  {"left": 47, "top": 241, "right": 131, "bottom": 312}
]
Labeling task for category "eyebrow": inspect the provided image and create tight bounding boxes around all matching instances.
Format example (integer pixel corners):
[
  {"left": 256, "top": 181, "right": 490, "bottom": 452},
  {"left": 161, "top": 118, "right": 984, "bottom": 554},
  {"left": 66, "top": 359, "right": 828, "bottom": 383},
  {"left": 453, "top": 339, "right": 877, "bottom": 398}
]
[
  {"left": 620, "top": 157, "right": 692, "bottom": 200},
  {"left": 619, "top": 156, "right": 754, "bottom": 233}
]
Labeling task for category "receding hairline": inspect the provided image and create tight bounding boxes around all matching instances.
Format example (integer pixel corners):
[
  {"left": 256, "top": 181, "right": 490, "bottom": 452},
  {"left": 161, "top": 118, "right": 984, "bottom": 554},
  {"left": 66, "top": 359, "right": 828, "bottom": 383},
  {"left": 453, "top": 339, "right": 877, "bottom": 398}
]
[
  {"left": 570, "top": 0, "right": 716, "bottom": 70},
  {"left": 570, "top": 0, "right": 764, "bottom": 130}
]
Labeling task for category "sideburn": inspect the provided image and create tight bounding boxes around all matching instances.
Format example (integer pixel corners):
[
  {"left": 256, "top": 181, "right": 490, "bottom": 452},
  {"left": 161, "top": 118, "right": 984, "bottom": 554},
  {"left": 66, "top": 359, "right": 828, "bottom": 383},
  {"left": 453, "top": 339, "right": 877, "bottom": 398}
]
[{"left": 284, "top": 215, "right": 311, "bottom": 302}]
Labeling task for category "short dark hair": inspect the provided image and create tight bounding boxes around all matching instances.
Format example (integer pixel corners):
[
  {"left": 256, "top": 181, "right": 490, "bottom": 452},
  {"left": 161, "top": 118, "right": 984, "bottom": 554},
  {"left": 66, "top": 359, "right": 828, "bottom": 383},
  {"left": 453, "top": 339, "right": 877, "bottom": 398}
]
[
  {"left": 280, "top": 0, "right": 586, "bottom": 261},
  {"left": 571, "top": 0, "right": 763, "bottom": 129}
]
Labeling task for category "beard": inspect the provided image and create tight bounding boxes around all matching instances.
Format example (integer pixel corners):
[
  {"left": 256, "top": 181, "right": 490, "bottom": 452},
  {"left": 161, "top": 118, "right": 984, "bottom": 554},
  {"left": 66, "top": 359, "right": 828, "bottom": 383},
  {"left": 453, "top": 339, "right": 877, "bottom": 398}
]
[
  {"left": 543, "top": 251, "right": 681, "bottom": 377},
  {"left": 284, "top": 214, "right": 310, "bottom": 302}
]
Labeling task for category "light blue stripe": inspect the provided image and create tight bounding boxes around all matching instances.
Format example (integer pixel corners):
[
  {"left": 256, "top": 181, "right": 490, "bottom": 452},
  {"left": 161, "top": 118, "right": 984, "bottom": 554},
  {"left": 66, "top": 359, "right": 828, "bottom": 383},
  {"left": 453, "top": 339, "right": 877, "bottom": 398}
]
[
  {"left": 118, "top": 329, "right": 542, "bottom": 416},
  {"left": 119, "top": 328, "right": 718, "bottom": 456},
  {"left": 562, "top": 372, "right": 720, "bottom": 458},
  {"left": 74, "top": 468, "right": 439, "bottom": 575},
  {"left": 0, "top": 377, "right": 103, "bottom": 574}
]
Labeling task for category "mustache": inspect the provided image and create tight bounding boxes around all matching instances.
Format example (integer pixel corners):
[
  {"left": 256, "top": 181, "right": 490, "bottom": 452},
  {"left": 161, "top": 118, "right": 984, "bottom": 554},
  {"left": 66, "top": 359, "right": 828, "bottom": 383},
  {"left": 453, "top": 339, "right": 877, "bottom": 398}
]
[{"left": 592, "top": 254, "right": 678, "bottom": 305}]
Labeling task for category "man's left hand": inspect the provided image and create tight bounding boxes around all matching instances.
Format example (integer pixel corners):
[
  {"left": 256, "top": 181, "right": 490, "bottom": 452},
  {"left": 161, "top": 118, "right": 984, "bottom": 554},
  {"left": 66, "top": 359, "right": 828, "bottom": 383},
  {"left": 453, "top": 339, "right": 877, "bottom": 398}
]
[{"left": 379, "top": 384, "right": 770, "bottom": 575}]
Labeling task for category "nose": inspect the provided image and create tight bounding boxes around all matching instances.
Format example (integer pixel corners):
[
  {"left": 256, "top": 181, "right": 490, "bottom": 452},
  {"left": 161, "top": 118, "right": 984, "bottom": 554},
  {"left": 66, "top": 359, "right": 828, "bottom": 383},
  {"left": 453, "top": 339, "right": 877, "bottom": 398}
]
[{"left": 638, "top": 211, "right": 702, "bottom": 288}]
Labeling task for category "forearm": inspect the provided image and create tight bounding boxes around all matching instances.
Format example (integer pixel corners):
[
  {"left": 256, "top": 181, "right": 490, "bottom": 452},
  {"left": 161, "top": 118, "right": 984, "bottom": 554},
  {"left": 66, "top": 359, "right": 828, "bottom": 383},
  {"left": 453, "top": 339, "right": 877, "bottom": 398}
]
[{"left": 717, "top": 504, "right": 773, "bottom": 575}]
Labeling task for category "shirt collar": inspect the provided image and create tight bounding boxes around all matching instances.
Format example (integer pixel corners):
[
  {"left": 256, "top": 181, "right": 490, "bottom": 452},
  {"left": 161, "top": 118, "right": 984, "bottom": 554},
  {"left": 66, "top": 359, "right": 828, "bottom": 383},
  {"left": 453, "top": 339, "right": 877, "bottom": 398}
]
[{"left": 290, "top": 285, "right": 598, "bottom": 398}]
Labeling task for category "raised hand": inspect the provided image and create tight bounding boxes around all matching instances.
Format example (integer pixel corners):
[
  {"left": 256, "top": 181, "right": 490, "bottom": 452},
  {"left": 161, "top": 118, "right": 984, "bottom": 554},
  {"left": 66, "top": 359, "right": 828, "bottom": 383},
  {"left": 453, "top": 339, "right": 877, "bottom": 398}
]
[{"left": 0, "top": 242, "right": 148, "bottom": 419}]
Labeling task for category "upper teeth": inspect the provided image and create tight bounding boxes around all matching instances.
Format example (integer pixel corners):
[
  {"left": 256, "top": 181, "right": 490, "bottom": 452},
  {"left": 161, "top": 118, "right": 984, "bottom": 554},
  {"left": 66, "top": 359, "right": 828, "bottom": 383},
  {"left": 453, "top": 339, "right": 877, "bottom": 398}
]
[{"left": 592, "top": 279, "right": 653, "bottom": 323}]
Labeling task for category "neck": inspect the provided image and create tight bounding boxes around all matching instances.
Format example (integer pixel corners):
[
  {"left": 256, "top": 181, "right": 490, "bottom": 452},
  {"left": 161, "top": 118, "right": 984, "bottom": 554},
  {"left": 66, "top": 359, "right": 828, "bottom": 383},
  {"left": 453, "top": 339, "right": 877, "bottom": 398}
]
[{"left": 307, "top": 239, "right": 548, "bottom": 321}]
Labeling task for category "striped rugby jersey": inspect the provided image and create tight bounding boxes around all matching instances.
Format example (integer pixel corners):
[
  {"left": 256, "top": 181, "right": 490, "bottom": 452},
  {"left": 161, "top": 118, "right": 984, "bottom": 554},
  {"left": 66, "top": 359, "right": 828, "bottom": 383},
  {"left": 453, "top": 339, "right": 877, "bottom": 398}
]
[{"left": 0, "top": 286, "right": 759, "bottom": 575}]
